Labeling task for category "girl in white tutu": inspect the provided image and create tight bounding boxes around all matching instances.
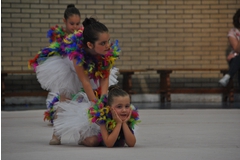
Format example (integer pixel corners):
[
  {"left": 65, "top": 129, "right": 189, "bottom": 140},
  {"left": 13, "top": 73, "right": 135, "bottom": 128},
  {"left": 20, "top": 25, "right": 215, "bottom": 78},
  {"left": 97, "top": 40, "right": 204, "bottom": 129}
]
[
  {"left": 44, "top": 4, "right": 82, "bottom": 110},
  {"left": 29, "top": 4, "right": 82, "bottom": 116},
  {"left": 28, "top": 17, "right": 120, "bottom": 145},
  {"left": 54, "top": 85, "right": 140, "bottom": 147}
]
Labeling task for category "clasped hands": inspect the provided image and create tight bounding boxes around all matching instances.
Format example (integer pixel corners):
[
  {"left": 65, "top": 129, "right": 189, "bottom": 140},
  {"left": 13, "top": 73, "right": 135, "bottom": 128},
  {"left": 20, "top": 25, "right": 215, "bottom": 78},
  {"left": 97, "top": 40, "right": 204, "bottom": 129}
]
[{"left": 110, "top": 108, "right": 132, "bottom": 124}]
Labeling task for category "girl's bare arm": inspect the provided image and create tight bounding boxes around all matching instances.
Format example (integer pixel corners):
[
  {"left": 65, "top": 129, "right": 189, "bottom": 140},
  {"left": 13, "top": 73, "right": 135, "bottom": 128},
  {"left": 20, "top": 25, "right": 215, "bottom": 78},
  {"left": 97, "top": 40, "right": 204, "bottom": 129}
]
[
  {"left": 100, "top": 76, "right": 109, "bottom": 95},
  {"left": 100, "top": 108, "right": 124, "bottom": 147},
  {"left": 100, "top": 123, "right": 122, "bottom": 148},
  {"left": 122, "top": 109, "right": 136, "bottom": 147},
  {"left": 122, "top": 122, "right": 136, "bottom": 147},
  {"left": 73, "top": 59, "right": 96, "bottom": 101},
  {"left": 229, "top": 36, "right": 240, "bottom": 53}
]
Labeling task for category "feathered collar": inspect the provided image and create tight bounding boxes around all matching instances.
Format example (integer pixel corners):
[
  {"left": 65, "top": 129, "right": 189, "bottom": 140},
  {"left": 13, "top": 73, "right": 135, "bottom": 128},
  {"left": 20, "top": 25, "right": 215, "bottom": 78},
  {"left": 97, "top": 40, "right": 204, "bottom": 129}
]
[
  {"left": 28, "top": 26, "right": 120, "bottom": 81},
  {"left": 88, "top": 95, "right": 140, "bottom": 132}
]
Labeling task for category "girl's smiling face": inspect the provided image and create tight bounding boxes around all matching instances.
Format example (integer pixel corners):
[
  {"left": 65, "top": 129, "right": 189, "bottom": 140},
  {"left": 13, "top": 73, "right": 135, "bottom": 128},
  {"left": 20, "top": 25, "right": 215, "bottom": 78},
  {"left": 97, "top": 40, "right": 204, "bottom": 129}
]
[
  {"left": 64, "top": 14, "right": 81, "bottom": 34},
  {"left": 111, "top": 95, "right": 131, "bottom": 121}
]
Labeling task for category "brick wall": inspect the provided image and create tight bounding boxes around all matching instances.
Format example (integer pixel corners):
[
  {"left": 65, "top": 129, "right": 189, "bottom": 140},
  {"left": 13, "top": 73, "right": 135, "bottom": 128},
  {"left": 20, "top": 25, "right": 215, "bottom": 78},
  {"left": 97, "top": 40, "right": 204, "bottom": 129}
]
[{"left": 1, "top": 0, "right": 240, "bottom": 93}]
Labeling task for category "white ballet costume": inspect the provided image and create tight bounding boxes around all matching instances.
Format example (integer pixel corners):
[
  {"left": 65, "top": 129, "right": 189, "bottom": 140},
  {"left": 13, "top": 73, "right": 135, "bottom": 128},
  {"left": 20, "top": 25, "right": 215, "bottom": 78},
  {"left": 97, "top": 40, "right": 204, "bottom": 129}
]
[
  {"left": 36, "top": 55, "right": 119, "bottom": 143},
  {"left": 53, "top": 93, "right": 100, "bottom": 143}
]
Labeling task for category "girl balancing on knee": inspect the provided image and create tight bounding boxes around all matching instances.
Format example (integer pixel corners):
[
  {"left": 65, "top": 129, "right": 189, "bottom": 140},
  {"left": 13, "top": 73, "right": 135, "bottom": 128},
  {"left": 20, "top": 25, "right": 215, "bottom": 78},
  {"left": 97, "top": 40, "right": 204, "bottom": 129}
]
[
  {"left": 29, "top": 4, "right": 82, "bottom": 124},
  {"left": 53, "top": 85, "right": 140, "bottom": 147},
  {"left": 28, "top": 17, "right": 120, "bottom": 145}
]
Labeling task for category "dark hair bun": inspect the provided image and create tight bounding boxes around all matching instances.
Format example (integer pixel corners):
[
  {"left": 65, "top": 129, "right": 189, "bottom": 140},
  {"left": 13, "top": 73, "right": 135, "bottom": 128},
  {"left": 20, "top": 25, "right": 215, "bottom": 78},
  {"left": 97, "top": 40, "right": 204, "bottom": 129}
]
[
  {"left": 67, "top": 4, "right": 75, "bottom": 8},
  {"left": 108, "top": 85, "right": 120, "bottom": 92},
  {"left": 82, "top": 17, "right": 97, "bottom": 27}
]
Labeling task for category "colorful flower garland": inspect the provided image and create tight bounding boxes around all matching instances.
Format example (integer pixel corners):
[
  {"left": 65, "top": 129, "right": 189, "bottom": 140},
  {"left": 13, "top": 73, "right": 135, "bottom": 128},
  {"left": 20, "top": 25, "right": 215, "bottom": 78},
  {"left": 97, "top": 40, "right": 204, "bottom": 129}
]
[
  {"left": 47, "top": 25, "right": 67, "bottom": 43},
  {"left": 28, "top": 27, "right": 120, "bottom": 82},
  {"left": 88, "top": 95, "right": 140, "bottom": 132},
  {"left": 43, "top": 95, "right": 60, "bottom": 123}
]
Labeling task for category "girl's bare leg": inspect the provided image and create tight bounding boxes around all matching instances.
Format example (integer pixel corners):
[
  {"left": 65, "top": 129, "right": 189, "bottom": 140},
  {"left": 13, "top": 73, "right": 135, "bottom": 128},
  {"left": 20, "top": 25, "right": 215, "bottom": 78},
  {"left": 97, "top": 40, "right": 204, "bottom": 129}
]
[
  {"left": 49, "top": 95, "right": 69, "bottom": 145},
  {"left": 49, "top": 134, "right": 61, "bottom": 145},
  {"left": 80, "top": 136, "right": 99, "bottom": 147},
  {"left": 49, "top": 107, "right": 62, "bottom": 145}
]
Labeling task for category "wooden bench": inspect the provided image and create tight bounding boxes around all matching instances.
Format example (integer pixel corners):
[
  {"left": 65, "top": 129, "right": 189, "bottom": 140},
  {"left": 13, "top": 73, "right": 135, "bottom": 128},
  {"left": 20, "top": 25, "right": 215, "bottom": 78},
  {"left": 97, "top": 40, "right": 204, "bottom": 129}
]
[
  {"left": 2, "top": 68, "right": 238, "bottom": 108},
  {"left": 119, "top": 68, "right": 240, "bottom": 103},
  {"left": 152, "top": 68, "right": 239, "bottom": 103},
  {"left": 1, "top": 70, "right": 48, "bottom": 109},
  {"left": 1, "top": 69, "right": 148, "bottom": 108},
  {"left": 118, "top": 69, "right": 148, "bottom": 94}
]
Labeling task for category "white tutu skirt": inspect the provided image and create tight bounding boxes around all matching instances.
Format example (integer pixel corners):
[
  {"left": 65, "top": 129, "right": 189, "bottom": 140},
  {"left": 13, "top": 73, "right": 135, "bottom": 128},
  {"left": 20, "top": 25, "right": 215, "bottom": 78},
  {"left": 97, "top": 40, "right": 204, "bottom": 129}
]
[
  {"left": 35, "top": 56, "right": 119, "bottom": 107},
  {"left": 36, "top": 56, "right": 85, "bottom": 98},
  {"left": 53, "top": 92, "right": 100, "bottom": 143}
]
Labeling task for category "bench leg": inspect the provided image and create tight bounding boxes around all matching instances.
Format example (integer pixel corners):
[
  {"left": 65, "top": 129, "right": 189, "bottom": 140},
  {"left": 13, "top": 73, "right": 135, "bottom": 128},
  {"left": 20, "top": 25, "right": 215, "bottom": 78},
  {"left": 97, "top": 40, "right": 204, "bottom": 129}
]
[
  {"left": 228, "top": 79, "right": 234, "bottom": 102},
  {"left": 122, "top": 72, "right": 134, "bottom": 94},
  {"left": 166, "top": 72, "right": 171, "bottom": 102},
  {"left": 160, "top": 93, "right": 165, "bottom": 102},
  {"left": 1, "top": 75, "right": 6, "bottom": 110},
  {"left": 159, "top": 71, "right": 171, "bottom": 103},
  {"left": 160, "top": 73, "right": 166, "bottom": 102},
  {"left": 221, "top": 71, "right": 234, "bottom": 103}
]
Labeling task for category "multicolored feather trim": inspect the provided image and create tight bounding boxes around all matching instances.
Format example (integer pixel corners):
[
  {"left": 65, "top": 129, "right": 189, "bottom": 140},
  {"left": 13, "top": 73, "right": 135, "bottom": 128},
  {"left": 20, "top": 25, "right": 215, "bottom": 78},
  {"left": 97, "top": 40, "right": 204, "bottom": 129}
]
[
  {"left": 44, "top": 88, "right": 101, "bottom": 123},
  {"left": 43, "top": 95, "right": 60, "bottom": 123},
  {"left": 28, "top": 28, "right": 120, "bottom": 82},
  {"left": 47, "top": 25, "right": 66, "bottom": 43},
  {"left": 88, "top": 95, "right": 140, "bottom": 132}
]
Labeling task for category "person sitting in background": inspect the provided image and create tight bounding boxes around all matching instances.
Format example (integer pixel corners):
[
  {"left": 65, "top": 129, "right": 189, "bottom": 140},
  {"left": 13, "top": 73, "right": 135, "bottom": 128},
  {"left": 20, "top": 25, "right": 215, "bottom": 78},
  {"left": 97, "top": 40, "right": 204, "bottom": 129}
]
[{"left": 219, "top": 8, "right": 240, "bottom": 87}]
